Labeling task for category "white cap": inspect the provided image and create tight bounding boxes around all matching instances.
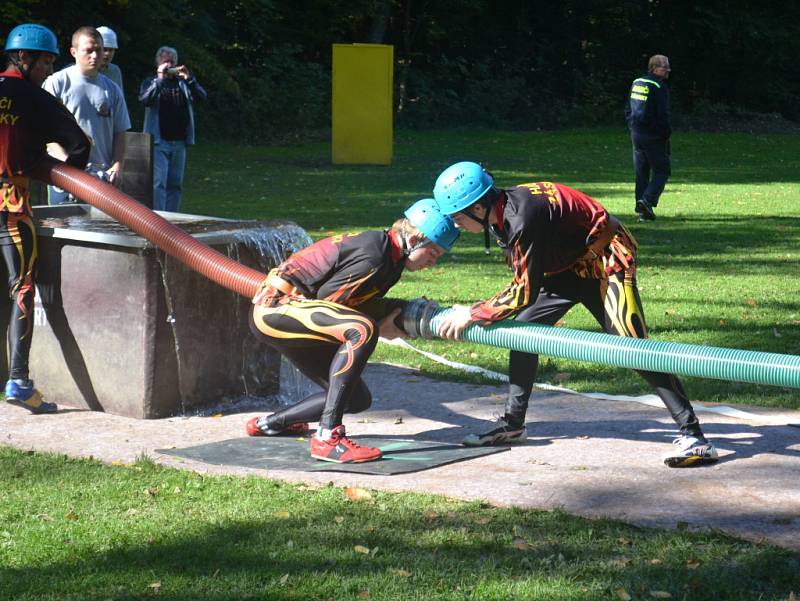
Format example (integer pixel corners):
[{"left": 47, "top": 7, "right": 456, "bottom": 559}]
[{"left": 96, "top": 26, "right": 118, "bottom": 49}]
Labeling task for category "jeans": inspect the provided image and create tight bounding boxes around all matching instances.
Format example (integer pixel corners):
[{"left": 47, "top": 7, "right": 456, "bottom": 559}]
[
  {"left": 632, "top": 131, "right": 671, "bottom": 207},
  {"left": 153, "top": 140, "right": 187, "bottom": 212},
  {"left": 48, "top": 164, "right": 110, "bottom": 205}
]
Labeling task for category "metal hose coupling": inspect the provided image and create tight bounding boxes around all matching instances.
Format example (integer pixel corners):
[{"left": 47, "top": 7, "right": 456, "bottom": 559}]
[{"left": 401, "top": 298, "right": 441, "bottom": 339}]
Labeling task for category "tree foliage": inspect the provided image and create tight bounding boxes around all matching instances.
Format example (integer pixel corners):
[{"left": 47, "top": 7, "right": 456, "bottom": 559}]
[{"left": 5, "top": 0, "right": 799, "bottom": 140}]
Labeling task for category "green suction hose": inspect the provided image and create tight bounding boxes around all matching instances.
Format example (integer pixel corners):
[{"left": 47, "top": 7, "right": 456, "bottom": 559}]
[{"left": 402, "top": 300, "right": 800, "bottom": 389}]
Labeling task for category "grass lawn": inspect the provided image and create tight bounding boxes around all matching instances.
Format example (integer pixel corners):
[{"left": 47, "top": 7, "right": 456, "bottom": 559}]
[
  {"left": 3, "top": 128, "right": 798, "bottom": 600},
  {"left": 1, "top": 449, "right": 798, "bottom": 601},
  {"left": 182, "top": 127, "right": 800, "bottom": 410}
]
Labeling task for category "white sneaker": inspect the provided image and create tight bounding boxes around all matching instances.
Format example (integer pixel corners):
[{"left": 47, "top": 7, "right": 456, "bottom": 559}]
[
  {"left": 663, "top": 435, "right": 718, "bottom": 468},
  {"left": 462, "top": 417, "right": 527, "bottom": 447}
]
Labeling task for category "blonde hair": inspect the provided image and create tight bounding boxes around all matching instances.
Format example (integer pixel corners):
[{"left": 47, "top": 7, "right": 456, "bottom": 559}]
[{"left": 390, "top": 218, "right": 423, "bottom": 242}]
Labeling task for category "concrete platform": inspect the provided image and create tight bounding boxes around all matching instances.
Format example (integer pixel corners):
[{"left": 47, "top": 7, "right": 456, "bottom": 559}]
[{"left": 2, "top": 363, "right": 799, "bottom": 551}]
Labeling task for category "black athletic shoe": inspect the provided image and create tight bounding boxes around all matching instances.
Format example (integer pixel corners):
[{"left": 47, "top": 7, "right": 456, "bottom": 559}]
[
  {"left": 636, "top": 199, "right": 656, "bottom": 221},
  {"left": 462, "top": 417, "right": 527, "bottom": 447}
]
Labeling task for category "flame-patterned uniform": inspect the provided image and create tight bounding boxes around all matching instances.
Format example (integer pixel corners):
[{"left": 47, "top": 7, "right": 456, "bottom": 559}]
[
  {"left": 250, "top": 230, "right": 408, "bottom": 432},
  {"left": 0, "top": 70, "right": 89, "bottom": 380},
  {"left": 480, "top": 182, "right": 704, "bottom": 439}
]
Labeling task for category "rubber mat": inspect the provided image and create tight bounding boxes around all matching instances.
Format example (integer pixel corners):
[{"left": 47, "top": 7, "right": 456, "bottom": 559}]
[{"left": 157, "top": 435, "right": 508, "bottom": 475}]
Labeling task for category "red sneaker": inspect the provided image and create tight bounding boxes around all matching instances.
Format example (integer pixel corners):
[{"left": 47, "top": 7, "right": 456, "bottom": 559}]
[
  {"left": 310, "top": 425, "right": 382, "bottom": 463},
  {"left": 245, "top": 417, "right": 309, "bottom": 437}
]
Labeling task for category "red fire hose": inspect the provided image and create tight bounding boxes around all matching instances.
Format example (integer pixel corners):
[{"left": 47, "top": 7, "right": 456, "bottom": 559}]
[{"left": 31, "top": 158, "right": 266, "bottom": 299}]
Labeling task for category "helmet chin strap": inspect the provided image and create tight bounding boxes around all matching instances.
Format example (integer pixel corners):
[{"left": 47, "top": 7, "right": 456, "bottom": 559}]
[
  {"left": 461, "top": 197, "right": 494, "bottom": 254},
  {"left": 8, "top": 51, "right": 38, "bottom": 83},
  {"left": 401, "top": 223, "right": 428, "bottom": 256}
]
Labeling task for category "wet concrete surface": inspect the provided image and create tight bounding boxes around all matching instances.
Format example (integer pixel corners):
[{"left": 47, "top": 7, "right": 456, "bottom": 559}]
[{"left": 2, "top": 363, "right": 799, "bottom": 551}]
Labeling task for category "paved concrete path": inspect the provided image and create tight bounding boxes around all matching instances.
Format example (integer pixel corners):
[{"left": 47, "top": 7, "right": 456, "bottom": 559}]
[{"left": 2, "top": 364, "right": 799, "bottom": 551}]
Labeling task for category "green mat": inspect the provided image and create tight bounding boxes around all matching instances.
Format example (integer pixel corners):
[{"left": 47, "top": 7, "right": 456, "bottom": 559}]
[{"left": 157, "top": 435, "right": 508, "bottom": 475}]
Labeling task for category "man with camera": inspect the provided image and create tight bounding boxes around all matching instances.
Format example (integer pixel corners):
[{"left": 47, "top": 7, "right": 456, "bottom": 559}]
[{"left": 139, "top": 46, "right": 207, "bottom": 212}]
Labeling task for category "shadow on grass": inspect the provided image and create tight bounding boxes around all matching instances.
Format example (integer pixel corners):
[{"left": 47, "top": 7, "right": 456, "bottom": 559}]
[{"left": 1, "top": 477, "right": 798, "bottom": 601}]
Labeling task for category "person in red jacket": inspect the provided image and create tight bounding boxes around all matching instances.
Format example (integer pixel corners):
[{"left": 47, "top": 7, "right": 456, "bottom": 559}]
[
  {"left": 246, "top": 199, "right": 459, "bottom": 464},
  {"left": 432, "top": 161, "right": 717, "bottom": 468},
  {"left": 1, "top": 24, "right": 90, "bottom": 413}
]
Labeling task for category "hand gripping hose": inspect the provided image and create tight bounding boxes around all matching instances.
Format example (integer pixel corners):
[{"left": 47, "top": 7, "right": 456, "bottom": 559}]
[
  {"left": 402, "top": 299, "right": 800, "bottom": 389},
  {"left": 31, "top": 158, "right": 266, "bottom": 299}
]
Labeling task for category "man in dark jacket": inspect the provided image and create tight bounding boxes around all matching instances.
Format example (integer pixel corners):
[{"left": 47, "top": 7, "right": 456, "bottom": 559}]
[
  {"left": 1, "top": 23, "right": 90, "bottom": 413},
  {"left": 625, "top": 55, "right": 672, "bottom": 222}
]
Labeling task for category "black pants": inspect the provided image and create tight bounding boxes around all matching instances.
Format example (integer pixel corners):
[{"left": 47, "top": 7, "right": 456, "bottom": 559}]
[
  {"left": 0, "top": 213, "right": 38, "bottom": 381},
  {"left": 632, "top": 131, "right": 671, "bottom": 208},
  {"left": 504, "top": 269, "right": 702, "bottom": 436},
  {"left": 249, "top": 298, "right": 377, "bottom": 430}
]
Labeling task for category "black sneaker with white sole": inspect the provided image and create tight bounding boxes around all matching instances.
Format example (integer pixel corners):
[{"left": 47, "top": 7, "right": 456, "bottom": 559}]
[
  {"left": 635, "top": 199, "right": 656, "bottom": 221},
  {"left": 462, "top": 417, "right": 527, "bottom": 447}
]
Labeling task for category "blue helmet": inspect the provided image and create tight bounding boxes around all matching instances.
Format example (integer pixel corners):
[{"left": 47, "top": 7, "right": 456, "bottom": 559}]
[
  {"left": 4, "top": 24, "right": 59, "bottom": 55},
  {"left": 433, "top": 161, "right": 494, "bottom": 215},
  {"left": 404, "top": 198, "right": 460, "bottom": 252}
]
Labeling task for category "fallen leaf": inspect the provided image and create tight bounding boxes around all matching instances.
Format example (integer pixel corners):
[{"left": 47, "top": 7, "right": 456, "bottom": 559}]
[
  {"left": 512, "top": 537, "right": 533, "bottom": 551},
  {"left": 111, "top": 460, "right": 125, "bottom": 466},
  {"left": 649, "top": 558, "right": 663, "bottom": 565},
  {"left": 616, "top": 536, "right": 633, "bottom": 546},
  {"left": 393, "top": 417, "right": 403, "bottom": 425},
  {"left": 649, "top": 591, "right": 672, "bottom": 599},
  {"left": 577, "top": 435, "right": 591, "bottom": 440},
  {"left": 345, "top": 487, "right": 372, "bottom": 501},
  {"left": 686, "top": 559, "right": 701, "bottom": 570},
  {"left": 612, "top": 556, "right": 633, "bottom": 568},
  {"left": 173, "top": 487, "right": 182, "bottom": 494},
  {"left": 744, "top": 298, "right": 757, "bottom": 307},
  {"left": 279, "top": 573, "right": 289, "bottom": 585},
  {"left": 423, "top": 510, "right": 438, "bottom": 520},
  {"left": 144, "top": 487, "right": 158, "bottom": 497},
  {"left": 148, "top": 581, "right": 161, "bottom": 592},
  {"left": 212, "top": 413, "right": 224, "bottom": 418},
  {"left": 35, "top": 513, "right": 53, "bottom": 522},
  {"left": 664, "top": 309, "right": 676, "bottom": 316},
  {"left": 65, "top": 511, "right": 79, "bottom": 521},
  {"left": 354, "top": 545, "right": 370, "bottom": 554},
  {"left": 615, "top": 589, "right": 632, "bottom": 601},
  {"left": 391, "top": 569, "right": 412, "bottom": 577},
  {"left": 334, "top": 516, "right": 345, "bottom": 524},
  {"left": 274, "top": 511, "right": 291, "bottom": 519},
  {"left": 357, "top": 590, "right": 369, "bottom": 599}
]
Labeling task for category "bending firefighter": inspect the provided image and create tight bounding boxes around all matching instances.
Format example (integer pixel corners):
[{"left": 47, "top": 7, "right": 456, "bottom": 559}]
[
  {"left": 432, "top": 162, "right": 718, "bottom": 468},
  {"left": 246, "top": 199, "right": 459, "bottom": 463},
  {"left": 1, "top": 24, "right": 90, "bottom": 413}
]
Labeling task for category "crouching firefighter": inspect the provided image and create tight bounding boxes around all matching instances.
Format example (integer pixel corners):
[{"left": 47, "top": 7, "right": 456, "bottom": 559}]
[{"left": 246, "top": 199, "right": 459, "bottom": 464}]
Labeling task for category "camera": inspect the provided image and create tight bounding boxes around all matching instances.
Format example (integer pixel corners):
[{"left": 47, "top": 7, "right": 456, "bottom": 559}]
[{"left": 166, "top": 67, "right": 179, "bottom": 77}]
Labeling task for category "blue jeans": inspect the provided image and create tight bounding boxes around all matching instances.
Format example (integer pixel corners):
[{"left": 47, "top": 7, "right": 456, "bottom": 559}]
[
  {"left": 153, "top": 140, "right": 187, "bottom": 212},
  {"left": 631, "top": 131, "right": 671, "bottom": 208},
  {"left": 48, "top": 164, "right": 110, "bottom": 205}
]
